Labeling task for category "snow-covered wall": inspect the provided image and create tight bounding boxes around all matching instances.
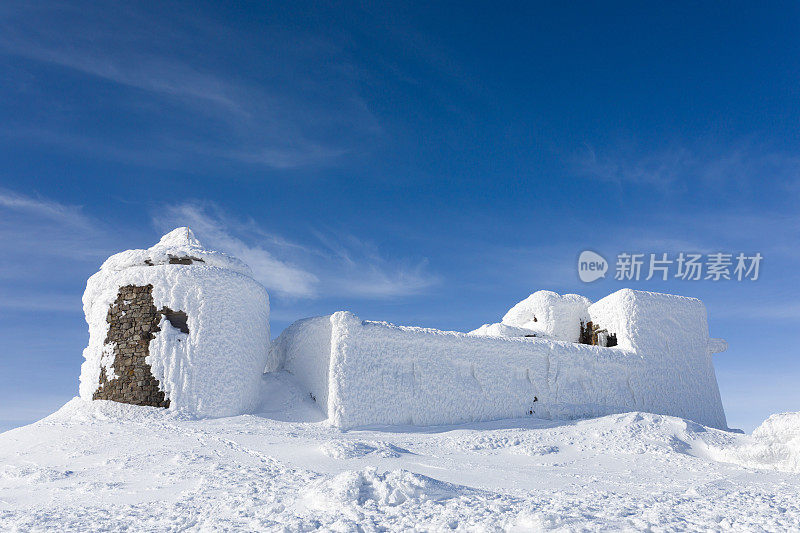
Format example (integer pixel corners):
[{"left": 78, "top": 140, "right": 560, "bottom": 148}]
[
  {"left": 80, "top": 228, "right": 270, "bottom": 417},
  {"left": 271, "top": 289, "right": 727, "bottom": 430},
  {"left": 268, "top": 316, "right": 332, "bottom": 410},
  {"left": 587, "top": 289, "right": 726, "bottom": 429}
]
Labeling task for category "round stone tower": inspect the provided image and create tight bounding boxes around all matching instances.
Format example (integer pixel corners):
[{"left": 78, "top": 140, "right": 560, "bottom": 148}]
[{"left": 79, "top": 227, "right": 270, "bottom": 417}]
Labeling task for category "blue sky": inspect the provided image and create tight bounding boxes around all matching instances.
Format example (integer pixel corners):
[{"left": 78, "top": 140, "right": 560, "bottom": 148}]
[{"left": 1, "top": 1, "right": 798, "bottom": 432}]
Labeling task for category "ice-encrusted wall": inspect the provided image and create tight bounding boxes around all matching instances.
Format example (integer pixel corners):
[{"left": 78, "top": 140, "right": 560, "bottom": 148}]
[{"left": 271, "top": 289, "right": 728, "bottom": 429}]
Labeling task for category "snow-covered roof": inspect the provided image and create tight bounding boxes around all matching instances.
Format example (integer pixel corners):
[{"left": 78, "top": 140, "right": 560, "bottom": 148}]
[
  {"left": 469, "top": 290, "right": 592, "bottom": 342},
  {"left": 98, "top": 227, "right": 253, "bottom": 277}
]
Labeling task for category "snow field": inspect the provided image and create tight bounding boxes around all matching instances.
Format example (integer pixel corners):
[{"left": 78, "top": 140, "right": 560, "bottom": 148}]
[{"left": 0, "top": 379, "right": 798, "bottom": 532}]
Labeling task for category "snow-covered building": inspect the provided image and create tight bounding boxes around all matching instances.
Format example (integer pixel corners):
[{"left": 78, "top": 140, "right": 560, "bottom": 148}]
[
  {"left": 77, "top": 229, "right": 728, "bottom": 430},
  {"left": 269, "top": 289, "right": 728, "bottom": 429},
  {"left": 79, "top": 227, "right": 270, "bottom": 417}
]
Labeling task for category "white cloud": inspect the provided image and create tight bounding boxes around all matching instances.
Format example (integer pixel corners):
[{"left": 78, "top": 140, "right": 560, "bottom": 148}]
[
  {"left": 0, "top": 39, "right": 245, "bottom": 114},
  {"left": 154, "top": 203, "right": 319, "bottom": 298},
  {"left": 155, "top": 202, "right": 438, "bottom": 300},
  {"left": 575, "top": 145, "right": 693, "bottom": 189},
  {"left": 0, "top": 189, "right": 436, "bottom": 306},
  {"left": 313, "top": 232, "right": 437, "bottom": 298}
]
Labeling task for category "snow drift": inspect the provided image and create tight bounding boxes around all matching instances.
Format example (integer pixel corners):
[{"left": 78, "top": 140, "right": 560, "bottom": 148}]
[
  {"left": 302, "top": 467, "right": 473, "bottom": 511},
  {"left": 708, "top": 411, "right": 800, "bottom": 472},
  {"left": 271, "top": 289, "right": 727, "bottom": 429},
  {"left": 80, "top": 227, "right": 270, "bottom": 417}
]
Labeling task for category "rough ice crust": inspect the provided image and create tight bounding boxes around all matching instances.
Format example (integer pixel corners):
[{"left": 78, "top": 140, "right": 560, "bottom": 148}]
[
  {"left": 80, "top": 228, "right": 270, "bottom": 417},
  {"left": 273, "top": 289, "right": 727, "bottom": 430}
]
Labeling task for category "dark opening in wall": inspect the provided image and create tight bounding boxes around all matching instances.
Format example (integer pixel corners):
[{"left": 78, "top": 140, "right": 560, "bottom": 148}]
[
  {"left": 579, "top": 320, "right": 618, "bottom": 347},
  {"left": 160, "top": 307, "right": 189, "bottom": 334}
]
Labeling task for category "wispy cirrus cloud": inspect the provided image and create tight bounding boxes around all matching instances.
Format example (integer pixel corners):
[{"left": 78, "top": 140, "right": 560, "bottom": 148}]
[
  {"left": 154, "top": 203, "right": 319, "bottom": 298},
  {"left": 154, "top": 202, "right": 438, "bottom": 299},
  {"left": 0, "top": 189, "right": 93, "bottom": 230},
  {"left": 310, "top": 230, "right": 437, "bottom": 298},
  {"left": 0, "top": 189, "right": 438, "bottom": 311},
  {"left": 0, "top": 188, "right": 108, "bottom": 264},
  {"left": 0, "top": 188, "right": 113, "bottom": 311},
  {"left": 0, "top": 1, "right": 378, "bottom": 170},
  {"left": 574, "top": 142, "right": 800, "bottom": 192},
  {"left": 0, "top": 32, "right": 246, "bottom": 114}
]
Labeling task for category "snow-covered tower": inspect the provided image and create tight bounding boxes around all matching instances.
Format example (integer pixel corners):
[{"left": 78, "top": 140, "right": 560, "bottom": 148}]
[{"left": 79, "top": 227, "right": 270, "bottom": 417}]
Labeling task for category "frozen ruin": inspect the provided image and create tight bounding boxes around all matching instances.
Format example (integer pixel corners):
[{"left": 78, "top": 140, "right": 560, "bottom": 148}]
[
  {"left": 271, "top": 290, "right": 728, "bottom": 429},
  {"left": 79, "top": 227, "right": 270, "bottom": 417},
  {"left": 79, "top": 231, "right": 727, "bottom": 430}
]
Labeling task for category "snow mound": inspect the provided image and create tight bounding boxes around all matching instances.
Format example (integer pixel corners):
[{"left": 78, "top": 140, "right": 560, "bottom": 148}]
[
  {"left": 502, "top": 290, "right": 592, "bottom": 342},
  {"left": 303, "top": 468, "right": 471, "bottom": 510},
  {"left": 99, "top": 227, "right": 252, "bottom": 276},
  {"left": 449, "top": 411, "right": 736, "bottom": 459},
  {"left": 753, "top": 412, "right": 800, "bottom": 443},
  {"left": 709, "top": 412, "right": 800, "bottom": 472},
  {"left": 41, "top": 397, "right": 193, "bottom": 425},
  {"left": 578, "top": 412, "right": 717, "bottom": 456},
  {"left": 0, "top": 464, "right": 74, "bottom": 483},
  {"left": 320, "top": 441, "right": 411, "bottom": 459},
  {"left": 460, "top": 433, "right": 560, "bottom": 456}
]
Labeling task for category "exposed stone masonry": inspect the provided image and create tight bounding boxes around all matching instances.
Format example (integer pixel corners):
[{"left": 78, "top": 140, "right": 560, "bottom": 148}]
[
  {"left": 93, "top": 284, "right": 171, "bottom": 407},
  {"left": 143, "top": 255, "right": 205, "bottom": 266}
]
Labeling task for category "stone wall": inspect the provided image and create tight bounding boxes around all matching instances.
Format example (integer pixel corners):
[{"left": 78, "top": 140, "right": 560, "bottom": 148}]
[{"left": 93, "top": 284, "right": 170, "bottom": 407}]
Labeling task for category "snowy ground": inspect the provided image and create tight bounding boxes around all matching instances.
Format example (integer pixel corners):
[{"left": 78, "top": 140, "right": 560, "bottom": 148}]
[{"left": 1, "top": 373, "right": 798, "bottom": 532}]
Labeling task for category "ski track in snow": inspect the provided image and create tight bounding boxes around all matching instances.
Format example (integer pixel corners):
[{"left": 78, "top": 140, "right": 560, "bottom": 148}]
[{"left": 1, "top": 373, "right": 799, "bottom": 532}]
